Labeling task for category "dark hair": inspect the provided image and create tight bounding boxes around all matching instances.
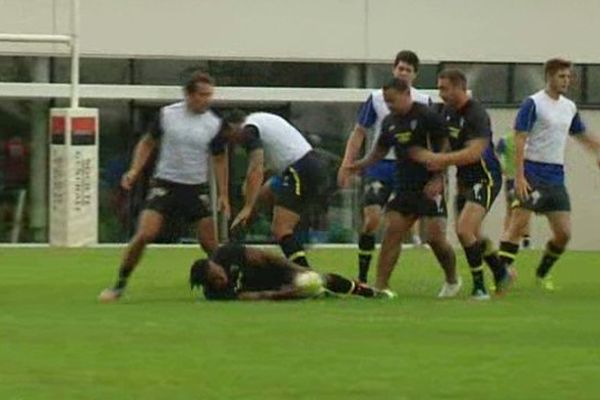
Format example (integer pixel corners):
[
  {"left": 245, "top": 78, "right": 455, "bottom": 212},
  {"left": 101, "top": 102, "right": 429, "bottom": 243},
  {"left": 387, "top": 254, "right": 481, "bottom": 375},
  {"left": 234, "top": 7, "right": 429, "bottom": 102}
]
[
  {"left": 382, "top": 77, "right": 411, "bottom": 93},
  {"left": 184, "top": 71, "right": 215, "bottom": 94},
  {"left": 544, "top": 58, "right": 572, "bottom": 79},
  {"left": 394, "top": 50, "right": 420, "bottom": 72},
  {"left": 438, "top": 68, "right": 467, "bottom": 89},
  {"left": 189, "top": 258, "right": 210, "bottom": 289},
  {"left": 223, "top": 108, "right": 247, "bottom": 124}
]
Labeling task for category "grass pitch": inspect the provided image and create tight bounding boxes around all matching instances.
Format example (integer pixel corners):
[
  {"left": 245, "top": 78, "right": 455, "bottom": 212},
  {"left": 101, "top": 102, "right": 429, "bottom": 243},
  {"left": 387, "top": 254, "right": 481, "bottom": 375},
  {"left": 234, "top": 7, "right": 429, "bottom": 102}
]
[{"left": 1, "top": 246, "right": 599, "bottom": 399}]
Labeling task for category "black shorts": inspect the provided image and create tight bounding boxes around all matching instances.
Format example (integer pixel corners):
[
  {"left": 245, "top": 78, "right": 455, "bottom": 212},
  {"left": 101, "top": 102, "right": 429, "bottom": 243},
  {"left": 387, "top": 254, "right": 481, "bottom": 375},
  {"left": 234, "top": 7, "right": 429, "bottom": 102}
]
[
  {"left": 455, "top": 175, "right": 502, "bottom": 215},
  {"left": 362, "top": 177, "right": 395, "bottom": 208},
  {"left": 144, "top": 178, "right": 212, "bottom": 222},
  {"left": 512, "top": 183, "right": 571, "bottom": 213},
  {"left": 386, "top": 190, "right": 447, "bottom": 217},
  {"left": 275, "top": 151, "right": 333, "bottom": 214}
]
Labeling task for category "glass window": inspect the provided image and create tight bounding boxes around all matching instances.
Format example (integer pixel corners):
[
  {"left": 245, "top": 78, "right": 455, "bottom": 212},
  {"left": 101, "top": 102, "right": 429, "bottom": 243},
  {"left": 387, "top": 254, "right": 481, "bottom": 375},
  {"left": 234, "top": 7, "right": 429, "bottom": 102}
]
[
  {"left": 0, "top": 99, "right": 48, "bottom": 242},
  {"left": 514, "top": 63, "right": 584, "bottom": 104},
  {"left": 0, "top": 56, "right": 35, "bottom": 82},
  {"left": 513, "top": 64, "right": 544, "bottom": 103},
  {"left": 365, "top": 63, "right": 438, "bottom": 89},
  {"left": 585, "top": 65, "right": 600, "bottom": 104},
  {"left": 134, "top": 59, "right": 361, "bottom": 88},
  {"left": 441, "top": 63, "right": 509, "bottom": 104},
  {"left": 52, "top": 57, "right": 131, "bottom": 84}
]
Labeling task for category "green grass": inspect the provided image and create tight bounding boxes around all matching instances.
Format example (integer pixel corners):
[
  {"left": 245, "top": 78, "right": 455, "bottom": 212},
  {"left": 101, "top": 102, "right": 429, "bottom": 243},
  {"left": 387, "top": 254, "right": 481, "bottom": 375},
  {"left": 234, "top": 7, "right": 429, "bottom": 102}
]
[{"left": 1, "top": 246, "right": 600, "bottom": 400}]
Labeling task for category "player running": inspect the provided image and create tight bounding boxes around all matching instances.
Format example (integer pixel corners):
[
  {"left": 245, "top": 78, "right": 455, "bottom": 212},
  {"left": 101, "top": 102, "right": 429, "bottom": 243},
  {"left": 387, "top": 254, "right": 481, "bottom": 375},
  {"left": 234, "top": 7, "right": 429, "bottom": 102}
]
[{"left": 497, "top": 58, "right": 600, "bottom": 291}]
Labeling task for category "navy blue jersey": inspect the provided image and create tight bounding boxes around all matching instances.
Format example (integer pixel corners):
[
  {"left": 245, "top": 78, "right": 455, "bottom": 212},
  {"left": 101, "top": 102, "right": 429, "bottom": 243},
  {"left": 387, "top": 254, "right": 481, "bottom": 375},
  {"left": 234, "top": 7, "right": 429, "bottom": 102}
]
[
  {"left": 378, "top": 102, "right": 448, "bottom": 191},
  {"left": 443, "top": 99, "right": 501, "bottom": 185}
]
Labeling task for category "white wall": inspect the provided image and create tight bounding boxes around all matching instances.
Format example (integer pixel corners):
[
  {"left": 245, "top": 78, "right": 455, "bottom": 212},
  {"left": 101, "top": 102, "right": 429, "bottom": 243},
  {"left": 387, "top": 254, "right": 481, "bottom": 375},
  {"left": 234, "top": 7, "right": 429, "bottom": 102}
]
[{"left": 1, "top": 0, "right": 599, "bottom": 63}]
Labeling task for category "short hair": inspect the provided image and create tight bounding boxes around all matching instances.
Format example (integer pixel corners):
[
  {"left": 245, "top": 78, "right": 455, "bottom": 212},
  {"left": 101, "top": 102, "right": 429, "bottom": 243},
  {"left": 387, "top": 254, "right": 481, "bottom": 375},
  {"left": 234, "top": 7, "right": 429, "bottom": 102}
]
[
  {"left": 223, "top": 108, "right": 247, "bottom": 124},
  {"left": 394, "top": 50, "right": 420, "bottom": 72},
  {"left": 189, "top": 258, "right": 210, "bottom": 289},
  {"left": 184, "top": 71, "right": 215, "bottom": 94},
  {"left": 438, "top": 69, "right": 467, "bottom": 89},
  {"left": 544, "top": 58, "right": 572, "bottom": 79},
  {"left": 382, "top": 77, "right": 411, "bottom": 93}
]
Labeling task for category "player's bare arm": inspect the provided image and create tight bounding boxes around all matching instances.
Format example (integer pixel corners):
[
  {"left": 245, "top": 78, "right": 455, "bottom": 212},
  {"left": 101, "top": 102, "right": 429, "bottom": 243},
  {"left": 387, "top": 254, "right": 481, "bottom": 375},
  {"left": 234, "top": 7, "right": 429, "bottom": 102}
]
[
  {"left": 337, "top": 124, "right": 367, "bottom": 187},
  {"left": 211, "top": 151, "right": 231, "bottom": 219},
  {"left": 121, "top": 133, "right": 157, "bottom": 190},
  {"left": 231, "top": 148, "right": 264, "bottom": 229},
  {"left": 423, "top": 137, "right": 487, "bottom": 171},
  {"left": 513, "top": 131, "right": 531, "bottom": 200},
  {"left": 574, "top": 132, "right": 600, "bottom": 168},
  {"left": 347, "top": 144, "right": 388, "bottom": 174}
]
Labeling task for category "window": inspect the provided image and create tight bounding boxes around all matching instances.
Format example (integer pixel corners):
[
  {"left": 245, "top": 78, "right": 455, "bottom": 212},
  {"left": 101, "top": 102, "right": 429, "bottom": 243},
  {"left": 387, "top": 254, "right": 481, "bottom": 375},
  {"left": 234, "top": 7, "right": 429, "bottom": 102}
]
[{"left": 442, "top": 63, "right": 510, "bottom": 104}]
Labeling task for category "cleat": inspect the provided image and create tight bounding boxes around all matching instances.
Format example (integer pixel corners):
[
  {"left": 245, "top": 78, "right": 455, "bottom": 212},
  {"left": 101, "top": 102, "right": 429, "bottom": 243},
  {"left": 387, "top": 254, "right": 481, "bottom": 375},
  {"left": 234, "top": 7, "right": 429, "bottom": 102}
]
[
  {"left": 376, "top": 288, "right": 398, "bottom": 299},
  {"left": 98, "top": 288, "right": 123, "bottom": 303},
  {"left": 438, "top": 276, "right": 463, "bottom": 298},
  {"left": 495, "top": 267, "right": 516, "bottom": 296},
  {"left": 536, "top": 275, "right": 555, "bottom": 291},
  {"left": 471, "top": 287, "right": 490, "bottom": 301}
]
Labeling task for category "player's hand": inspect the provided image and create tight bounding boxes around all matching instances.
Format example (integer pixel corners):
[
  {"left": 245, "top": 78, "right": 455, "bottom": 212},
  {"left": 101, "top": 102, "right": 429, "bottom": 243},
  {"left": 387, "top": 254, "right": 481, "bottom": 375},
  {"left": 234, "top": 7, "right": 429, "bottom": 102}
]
[
  {"left": 337, "top": 165, "right": 354, "bottom": 188},
  {"left": 424, "top": 176, "right": 444, "bottom": 200},
  {"left": 424, "top": 154, "right": 447, "bottom": 172},
  {"left": 515, "top": 173, "right": 531, "bottom": 200},
  {"left": 120, "top": 169, "right": 138, "bottom": 191},
  {"left": 230, "top": 206, "right": 253, "bottom": 231},
  {"left": 409, "top": 147, "right": 432, "bottom": 164},
  {"left": 217, "top": 196, "right": 231, "bottom": 220}
]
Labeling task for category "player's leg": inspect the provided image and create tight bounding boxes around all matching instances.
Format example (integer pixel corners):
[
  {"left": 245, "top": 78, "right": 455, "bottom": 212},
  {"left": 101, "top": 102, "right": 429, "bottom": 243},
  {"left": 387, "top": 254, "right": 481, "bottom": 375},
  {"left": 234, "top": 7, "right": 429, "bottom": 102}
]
[
  {"left": 456, "top": 201, "right": 492, "bottom": 299},
  {"left": 498, "top": 207, "right": 532, "bottom": 273},
  {"left": 536, "top": 211, "right": 571, "bottom": 290},
  {"left": 320, "top": 273, "right": 379, "bottom": 297},
  {"left": 99, "top": 209, "right": 164, "bottom": 302},
  {"left": 423, "top": 216, "right": 460, "bottom": 297},
  {"left": 358, "top": 204, "right": 382, "bottom": 282},
  {"left": 374, "top": 210, "right": 417, "bottom": 291},
  {"left": 196, "top": 216, "right": 218, "bottom": 255},
  {"left": 272, "top": 205, "right": 307, "bottom": 266}
]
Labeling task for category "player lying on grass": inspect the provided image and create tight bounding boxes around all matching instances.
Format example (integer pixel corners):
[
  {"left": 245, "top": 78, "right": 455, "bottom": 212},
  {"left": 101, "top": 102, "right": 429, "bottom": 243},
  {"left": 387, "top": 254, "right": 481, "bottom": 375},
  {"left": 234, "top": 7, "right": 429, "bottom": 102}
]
[{"left": 189, "top": 243, "right": 380, "bottom": 300}]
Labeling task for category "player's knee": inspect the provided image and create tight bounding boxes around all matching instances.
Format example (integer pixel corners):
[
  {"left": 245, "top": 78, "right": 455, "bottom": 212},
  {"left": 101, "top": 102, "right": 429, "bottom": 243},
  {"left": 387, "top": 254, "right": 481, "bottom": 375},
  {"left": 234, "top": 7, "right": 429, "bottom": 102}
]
[
  {"left": 455, "top": 225, "right": 474, "bottom": 246},
  {"left": 362, "top": 213, "right": 381, "bottom": 233},
  {"left": 133, "top": 230, "right": 158, "bottom": 245},
  {"left": 199, "top": 236, "right": 218, "bottom": 255},
  {"left": 554, "top": 228, "right": 571, "bottom": 247}
]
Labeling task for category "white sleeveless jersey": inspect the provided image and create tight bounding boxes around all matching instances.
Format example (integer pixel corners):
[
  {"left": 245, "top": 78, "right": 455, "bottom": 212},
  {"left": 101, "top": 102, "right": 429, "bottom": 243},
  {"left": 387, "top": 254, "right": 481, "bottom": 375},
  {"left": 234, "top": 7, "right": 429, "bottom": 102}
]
[{"left": 243, "top": 112, "right": 312, "bottom": 173}]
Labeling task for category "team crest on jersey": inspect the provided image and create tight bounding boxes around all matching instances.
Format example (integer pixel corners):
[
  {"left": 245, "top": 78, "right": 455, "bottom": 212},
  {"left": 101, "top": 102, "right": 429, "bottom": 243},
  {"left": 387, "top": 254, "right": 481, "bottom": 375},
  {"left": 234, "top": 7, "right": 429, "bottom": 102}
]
[
  {"left": 410, "top": 120, "right": 418, "bottom": 131},
  {"left": 449, "top": 127, "right": 461, "bottom": 139},
  {"left": 388, "top": 125, "right": 396, "bottom": 132},
  {"left": 395, "top": 131, "right": 412, "bottom": 143}
]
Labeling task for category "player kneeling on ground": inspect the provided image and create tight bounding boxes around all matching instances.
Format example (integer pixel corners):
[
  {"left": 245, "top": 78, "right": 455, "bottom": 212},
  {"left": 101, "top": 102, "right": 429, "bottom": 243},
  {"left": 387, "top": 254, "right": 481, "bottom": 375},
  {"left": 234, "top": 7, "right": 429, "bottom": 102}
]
[{"left": 189, "top": 243, "right": 380, "bottom": 300}]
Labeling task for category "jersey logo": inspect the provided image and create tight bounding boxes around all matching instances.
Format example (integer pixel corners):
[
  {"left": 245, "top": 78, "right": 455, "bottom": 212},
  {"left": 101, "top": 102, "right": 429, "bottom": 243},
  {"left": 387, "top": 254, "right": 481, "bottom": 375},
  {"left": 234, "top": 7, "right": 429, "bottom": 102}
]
[
  {"left": 147, "top": 187, "right": 168, "bottom": 200},
  {"left": 394, "top": 131, "right": 412, "bottom": 143},
  {"left": 433, "top": 194, "right": 444, "bottom": 213},
  {"left": 473, "top": 183, "right": 483, "bottom": 200},
  {"left": 449, "top": 127, "right": 460, "bottom": 139},
  {"left": 530, "top": 190, "right": 541, "bottom": 205},
  {"left": 459, "top": 117, "right": 465, "bottom": 128},
  {"left": 388, "top": 124, "right": 396, "bottom": 131},
  {"left": 410, "top": 120, "right": 418, "bottom": 130},
  {"left": 368, "top": 180, "right": 385, "bottom": 196}
]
